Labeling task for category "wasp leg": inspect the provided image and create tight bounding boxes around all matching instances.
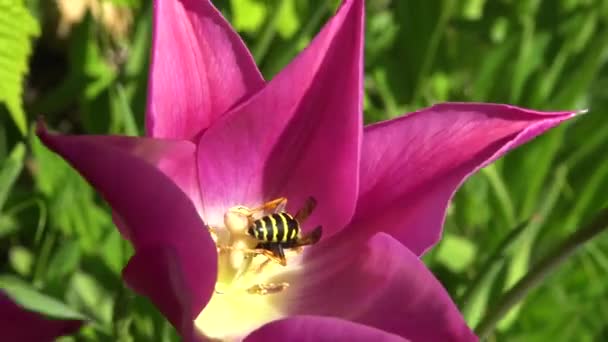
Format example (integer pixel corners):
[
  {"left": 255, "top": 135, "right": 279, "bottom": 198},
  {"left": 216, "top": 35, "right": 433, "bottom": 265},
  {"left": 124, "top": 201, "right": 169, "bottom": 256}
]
[
  {"left": 255, "top": 257, "right": 273, "bottom": 274},
  {"left": 255, "top": 247, "right": 285, "bottom": 272},
  {"left": 294, "top": 197, "right": 317, "bottom": 223},
  {"left": 260, "top": 243, "right": 287, "bottom": 266},
  {"left": 217, "top": 245, "right": 272, "bottom": 256},
  {"left": 255, "top": 248, "right": 287, "bottom": 266},
  {"left": 247, "top": 282, "right": 290, "bottom": 295},
  {"left": 232, "top": 253, "right": 254, "bottom": 283}
]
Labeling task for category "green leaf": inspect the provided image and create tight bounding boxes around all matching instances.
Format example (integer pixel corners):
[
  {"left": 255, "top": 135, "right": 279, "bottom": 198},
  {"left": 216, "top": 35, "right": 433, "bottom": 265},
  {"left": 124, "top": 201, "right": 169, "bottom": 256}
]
[
  {"left": 463, "top": 261, "right": 503, "bottom": 328},
  {"left": 113, "top": 284, "right": 135, "bottom": 342},
  {"left": 276, "top": 0, "right": 300, "bottom": 38},
  {"left": 31, "top": 131, "right": 113, "bottom": 250},
  {"left": 101, "top": 230, "right": 132, "bottom": 274},
  {"left": 472, "top": 36, "right": 517, "bottom": 100},
  {"left": 9, "top": 246, "right": 33, "bottom": 277},
  {"left": 69, "top": 271, "right": 113, "bottom": 326},
  {"left": 500, "top": 166, "right": 567, "bottom": 329},
  {"left": 460, "top": 220, "right": 529, "bottom": 327},
  {"left": 110, "top": 84, "right": 139, "bottom": 135},
  {"left": 46, "top": 240, "right": 82, "bottom": 281},
  {"left": 482, "top": 165, "right": 516, "bottom": 228},
  {"left": 105, "top": 0, "right": 142, "bottom": 7},
  {"left": 461, "top": 0, "right": 486, "bottom": 20},
  {"left": 435, "top": 233, "right": 477, "bottom": 273},
  {"left": 0, "top": 274, "right": 88, "bottom": 320},
  {"left": 0, "top": 0, "right": 39, "bottom": 135},
  {"left": 230, "top": 0, "right": 267, "bottom": 34},
  {"left": 0, "top": 142, "right": 25, "bottom": 212}
]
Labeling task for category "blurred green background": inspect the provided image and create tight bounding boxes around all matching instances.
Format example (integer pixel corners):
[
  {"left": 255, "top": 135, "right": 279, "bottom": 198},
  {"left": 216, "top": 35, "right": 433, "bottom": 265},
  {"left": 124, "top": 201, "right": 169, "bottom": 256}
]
[{"left": 1, "top": 0, "right": 607, "bottom": 340}]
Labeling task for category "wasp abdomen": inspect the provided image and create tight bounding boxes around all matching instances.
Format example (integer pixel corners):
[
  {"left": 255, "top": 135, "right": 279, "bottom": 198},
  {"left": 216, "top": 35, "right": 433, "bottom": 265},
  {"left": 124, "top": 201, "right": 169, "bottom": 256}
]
[{"left": 248, "top": 213, "right": 300, "bottom": 243}]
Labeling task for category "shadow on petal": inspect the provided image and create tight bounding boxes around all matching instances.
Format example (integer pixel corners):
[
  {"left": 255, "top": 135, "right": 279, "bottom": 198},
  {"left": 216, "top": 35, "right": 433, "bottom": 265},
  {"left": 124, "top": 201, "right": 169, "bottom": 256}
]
[
  {"left": 281, "top": 233, "right": 477, "bottom": 342},
  {"left": 196, "top": 0, "right": 364, "bottom": 235}
]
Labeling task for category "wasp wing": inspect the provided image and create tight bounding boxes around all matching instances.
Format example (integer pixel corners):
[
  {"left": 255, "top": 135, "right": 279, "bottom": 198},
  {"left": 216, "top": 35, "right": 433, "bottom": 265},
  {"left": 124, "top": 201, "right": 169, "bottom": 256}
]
[
  {"left": 295, "top": 225, "right": 322, "bottom": 247},
  {"left": 294, "top": 197, "right": 317, "bottom": 223}
]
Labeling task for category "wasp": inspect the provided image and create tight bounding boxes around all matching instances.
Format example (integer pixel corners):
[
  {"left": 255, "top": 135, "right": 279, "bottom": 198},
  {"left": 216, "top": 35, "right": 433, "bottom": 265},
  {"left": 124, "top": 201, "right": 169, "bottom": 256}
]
[{"left": 245, "top": 196, "right": 322, "bottom": 266}]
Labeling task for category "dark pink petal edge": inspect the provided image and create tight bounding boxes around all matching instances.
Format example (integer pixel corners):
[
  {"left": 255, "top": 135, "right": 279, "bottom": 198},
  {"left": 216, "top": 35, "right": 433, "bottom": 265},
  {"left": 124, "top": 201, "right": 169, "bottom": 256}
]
[
  {"left": 287, "top": 233, "right": 478, "bottom": 341},
  {"left": 353, "top": 103, "right": 576, "bottom": 255},
  {"left": 245, "top": 315, "right": 409, "bottom": 342}
]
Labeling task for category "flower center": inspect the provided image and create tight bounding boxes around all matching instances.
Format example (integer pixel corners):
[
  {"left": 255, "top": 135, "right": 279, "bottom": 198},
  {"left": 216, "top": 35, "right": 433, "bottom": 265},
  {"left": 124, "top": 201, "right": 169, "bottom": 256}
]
[{"left": 194, "top": 203, "right": 304, "bottom": 341}]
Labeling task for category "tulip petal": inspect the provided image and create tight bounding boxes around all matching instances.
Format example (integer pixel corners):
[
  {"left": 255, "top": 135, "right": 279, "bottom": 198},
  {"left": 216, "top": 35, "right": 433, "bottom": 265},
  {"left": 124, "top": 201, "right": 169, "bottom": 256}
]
[
  {"left": 245, "top": 315, "right": 408, "bottom": 342},
  {"left": 36, "top": 126, "right": 217, "bottom": 329},
  {"left": 147, "top": 0, "right": 265, "bottom": 139},
  {"left": 39, "top": 132, "right": 201, "bottom": 239},
  {"left": 95, "top": 135, "right": 202, "bottom": 239},
  {"left": 0, "top": 292, "right": 83, "bottom": 341},
  {"left": 287, "top": 233, "right": 477, "bottom": 341},
  {"left": 197, "top": 0, "right": 364, "bottom": 233},
  {"left": 353, "top": 103, "right": 575, "bottom": 255},
  {"left": 123, "top": 246, "right": 206, "bottom": 341}
]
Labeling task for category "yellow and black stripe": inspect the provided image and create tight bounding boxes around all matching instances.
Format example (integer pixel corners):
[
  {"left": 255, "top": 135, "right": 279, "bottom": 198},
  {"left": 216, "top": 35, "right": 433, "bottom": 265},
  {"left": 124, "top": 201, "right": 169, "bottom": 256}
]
[{"left": 248, "top": 212, "right": 300, "bottom": 243}]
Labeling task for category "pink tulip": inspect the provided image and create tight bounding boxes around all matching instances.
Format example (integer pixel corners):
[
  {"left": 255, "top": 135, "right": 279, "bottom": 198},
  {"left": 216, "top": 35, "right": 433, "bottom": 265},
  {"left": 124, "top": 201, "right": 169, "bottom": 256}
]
[{"left": 37, "top": 0, "right": 575, "bottom": 340}]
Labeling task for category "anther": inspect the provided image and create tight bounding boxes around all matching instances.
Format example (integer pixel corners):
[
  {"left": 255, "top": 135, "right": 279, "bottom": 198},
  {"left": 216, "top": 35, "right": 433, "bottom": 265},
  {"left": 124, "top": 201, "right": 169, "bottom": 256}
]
[{"left": 246, "top": 283, "right": 290, "bottom": 295}]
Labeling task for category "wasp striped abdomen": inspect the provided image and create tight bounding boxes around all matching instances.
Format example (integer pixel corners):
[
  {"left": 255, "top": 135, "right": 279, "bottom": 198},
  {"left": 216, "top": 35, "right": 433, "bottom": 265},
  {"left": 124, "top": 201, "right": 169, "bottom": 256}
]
[{"left": 248, "top": 213, "right": 300, "bottom": 244}]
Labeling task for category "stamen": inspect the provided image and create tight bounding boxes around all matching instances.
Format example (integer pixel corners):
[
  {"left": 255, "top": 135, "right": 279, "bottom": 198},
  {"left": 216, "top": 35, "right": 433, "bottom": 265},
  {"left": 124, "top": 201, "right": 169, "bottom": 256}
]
[
  {"left": 211, "top": 205, "right": 292, "bottom": 296},
  {"left": 247, "top": 283, "right": 290, "bottom": 295}
]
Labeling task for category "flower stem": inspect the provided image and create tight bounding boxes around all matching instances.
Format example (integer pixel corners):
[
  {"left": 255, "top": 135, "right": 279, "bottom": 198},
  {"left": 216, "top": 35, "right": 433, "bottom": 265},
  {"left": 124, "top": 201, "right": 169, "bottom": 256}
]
[{"left": 474, "top": 207, "right": 608, "bottom": 339}]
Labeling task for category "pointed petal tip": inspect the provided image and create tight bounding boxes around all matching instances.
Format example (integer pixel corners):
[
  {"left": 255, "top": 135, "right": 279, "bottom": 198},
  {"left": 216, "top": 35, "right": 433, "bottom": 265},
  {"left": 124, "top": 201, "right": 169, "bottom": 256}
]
[
  {"left": 576, "top": 108, "right": 590, "bottom": 115},
  {"left": 428, "top": 102, "right": 578, "bottom": 118},
  {"left": 35, "top": 118, "right": 60, "bottom": 153},
  {"left": 35, "top": 117, "right": 48, "bottom": 137},
  {"left": 147, "top": 0, "right": 264, "bottom": 139},
  {"left": 355, "top": 101, "right": 577, "bottom": 255},
  {"left": 196, "top": 0, "right": 364, "bottom": 235}
]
